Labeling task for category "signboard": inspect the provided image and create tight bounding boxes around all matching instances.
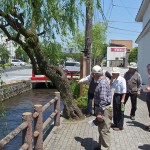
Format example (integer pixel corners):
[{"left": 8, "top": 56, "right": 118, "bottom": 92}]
[
  {"left": 111, "top": 47, "right": 125, "bottom": 52},
  {"left": 107, "top": 47, "right": 127, "bottom": 61}
]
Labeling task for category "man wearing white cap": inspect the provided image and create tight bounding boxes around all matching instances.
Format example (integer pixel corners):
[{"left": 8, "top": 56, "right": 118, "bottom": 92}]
[
  {"left": 111, "top": 67, "right": 126, "bottom": 131},
  {"left": 124, "top": 62, "right": 142, "bottom": 120},
  {"left": 78, "top": 65, "right": 111, "bottom": 117},
  {"left": 91, "top": 65, "right": 112, "bottom": 150}
]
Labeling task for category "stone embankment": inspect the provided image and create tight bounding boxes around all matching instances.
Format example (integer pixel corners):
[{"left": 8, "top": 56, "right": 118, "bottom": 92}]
[{"left": 0, "top": 80, "right": 32, "bottom": 101}]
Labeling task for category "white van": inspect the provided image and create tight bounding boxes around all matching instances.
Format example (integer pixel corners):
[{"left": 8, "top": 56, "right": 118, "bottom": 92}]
[
  {"left": 64, "top": 61, "right": 80, "bottom": 72},
  {"left": 11, "top": 59, "right": 26, "bottom": 66}
]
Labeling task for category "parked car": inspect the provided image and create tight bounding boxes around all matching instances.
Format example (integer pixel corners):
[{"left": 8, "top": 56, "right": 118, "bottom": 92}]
[
  {"left": 63, "top": 61, "right": 80, "bottom": 72},
  {"left": 11, "top": 59, "right": 26, "bottom": 66}
]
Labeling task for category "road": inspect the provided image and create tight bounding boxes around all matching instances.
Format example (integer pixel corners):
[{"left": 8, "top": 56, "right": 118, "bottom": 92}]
[
  {"left": 0, "top": 67, "right": 128, "bottom": 83},
  {"left": 0, "top": 68, "right": 32, "bottom": 83}
]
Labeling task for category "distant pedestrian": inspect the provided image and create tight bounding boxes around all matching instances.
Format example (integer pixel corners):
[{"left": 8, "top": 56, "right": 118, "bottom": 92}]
[
  {"left": 124, "top": 62, "right": 142, "bottom": 120},
  {"left": 145, "top": 64, "right": 150, "bottom": 130},
  {"left": 111, "top": 67, "right": 126, "bottom": 131},
  {"left": 78, "top": 66, "right": 111, "bottom": 117},
  {"left": 91, "top": 65, "right": 112, "bottom": 150}
]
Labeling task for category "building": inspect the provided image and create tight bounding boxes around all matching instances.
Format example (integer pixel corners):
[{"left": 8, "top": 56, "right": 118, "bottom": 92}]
[
  {"left": 62, "top": 47, "right": 80, "bottom": 53},
  {"left": 107, "top": 47, "right": 127, "bottom": 67},
  {"left": 106, "top": 40, "right": 132, "bottom": 67},
  {"left": 135, "top": 0, "right": 150, "bottom": 84},
  {"left": 110, "top": 40, "right": 133, "bottom": 52}
]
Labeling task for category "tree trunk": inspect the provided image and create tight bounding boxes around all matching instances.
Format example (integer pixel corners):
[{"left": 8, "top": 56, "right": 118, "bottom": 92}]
[
  {"left": 25, "top": 35, "right": 85, "bottom": 119},
  {"left": 84, "top": 0, "right": 93, "bottom": 75}
]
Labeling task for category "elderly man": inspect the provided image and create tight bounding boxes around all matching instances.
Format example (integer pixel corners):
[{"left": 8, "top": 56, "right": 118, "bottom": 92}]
[
  {"left": 111, "top": 67, "right": 126, "bottom": 131},
  {"left": 78, "top": 65, "right": 111, "bottom": 117},
  {"left": 124, "top": 62, "right": 142, "bottom": 120},
  {"left": 92, "top": 65, "right": 112, "bottom": 150}
]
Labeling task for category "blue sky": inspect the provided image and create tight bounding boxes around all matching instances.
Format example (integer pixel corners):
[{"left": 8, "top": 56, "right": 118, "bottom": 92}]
[
  {"left": 100, "top": 0, "right": 142, "bottom": 47},
  {"left": 58, "top": 0, "right": 142, "bottom": 48}
]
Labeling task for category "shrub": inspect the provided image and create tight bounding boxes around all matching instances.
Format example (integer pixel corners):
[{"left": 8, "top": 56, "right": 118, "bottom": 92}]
[
  {"left": 75, "top": 96, "right": 88, "bottom": 108},
  {"left": 70, "top": 80, "right": 80, "bottom": 99}
]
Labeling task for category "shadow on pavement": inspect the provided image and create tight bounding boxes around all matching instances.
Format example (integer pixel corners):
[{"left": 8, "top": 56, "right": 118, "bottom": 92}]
[
  {"left": 138, "top": 144, "right": 150, "bottom": 150},
  {"left": 124, "top": 114, "right": 131, "bottom": 119},
  {"left": 75, "top": 136, "right": 99, "bottom": 150},
  {"left": 126, "top": 120, "right": 149, "bottom": 131}
]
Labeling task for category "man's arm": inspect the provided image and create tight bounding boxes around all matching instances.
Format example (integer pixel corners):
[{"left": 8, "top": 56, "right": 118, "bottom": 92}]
[{"left": 78, "top": 75, "right": 91, "bottom": 84}]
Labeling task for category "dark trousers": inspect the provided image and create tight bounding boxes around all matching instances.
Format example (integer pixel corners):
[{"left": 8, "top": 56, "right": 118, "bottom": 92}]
[
  {"left": 113, "top": 93, "right": 124, "bottom": 129},
  {"left": 124, "top": 93, "right": 137, "bottom": 116},
  {"left": 87, "top": 92, "right": 94, "bottom": 115},
  {"left": 146, "top": 92, "right": 150, "bottom": 117}
]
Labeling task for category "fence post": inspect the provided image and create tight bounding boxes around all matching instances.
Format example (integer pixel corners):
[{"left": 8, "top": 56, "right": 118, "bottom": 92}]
[
  {"left": 33, "top": 104, "right": 43, "bottom": 150},
  {"left": 22, "top": 112, "right": 32, "bottom": 150},
  {"left": 54, "top": 92, "right": 60, "bottom": 126}
]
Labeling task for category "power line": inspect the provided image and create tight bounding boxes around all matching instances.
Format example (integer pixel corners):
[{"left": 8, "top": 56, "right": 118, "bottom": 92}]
[
  {"left": 119, "top": 0, "right": 134, "bottom": 19},
  {"left": 108, "top": 26, "right": 140, "bottom": 33},
  {"left": 108, "top": 20, "right": 141, "bottom": 24},
  {"left": 113, "top": 4, "right": 138, "bottom": 9}
]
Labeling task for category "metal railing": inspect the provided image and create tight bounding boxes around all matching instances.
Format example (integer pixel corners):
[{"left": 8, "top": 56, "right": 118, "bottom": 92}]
[{"left": 0, "top": 91, "right": 60, "bottom": 150}]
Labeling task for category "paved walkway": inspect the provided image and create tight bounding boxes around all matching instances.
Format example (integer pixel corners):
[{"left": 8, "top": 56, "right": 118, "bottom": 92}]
[{"left": 44, "top": 95, "right": 150, "bottom": 150}]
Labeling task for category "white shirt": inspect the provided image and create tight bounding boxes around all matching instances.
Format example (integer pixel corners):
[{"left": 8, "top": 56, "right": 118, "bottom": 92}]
[
  {"left": 78, "top": 75, "right": 92, "bottom": 84},
  {"left": 111, "top": 76, "right": 126, "bottom": 94}
]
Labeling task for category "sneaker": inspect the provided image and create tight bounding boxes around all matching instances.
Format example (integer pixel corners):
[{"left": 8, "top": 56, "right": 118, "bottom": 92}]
[
  {"left": 113, "top": 127, "right": 124, "bottom": 131},
  {"left": 130, "top": 116, "right": 135, "bottom": 120}
]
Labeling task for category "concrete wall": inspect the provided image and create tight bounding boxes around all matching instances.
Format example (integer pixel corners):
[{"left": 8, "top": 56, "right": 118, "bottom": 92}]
[
  {"left": 143, "top": 2, "right": 150, "bottom": 28},
  {"left": 138, "top": 30, "right": 150, "bottom": 84},
  {"left": 0, "top": 80, "right": 32, "bottom": 101}
]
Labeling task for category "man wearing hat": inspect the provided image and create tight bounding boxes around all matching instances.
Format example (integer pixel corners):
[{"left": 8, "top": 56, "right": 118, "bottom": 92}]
[
  {"left": 91, "top": 65, "right": 112, "bottom": 150},
  {"left": 124, "top": 62, "right": 142, "bottom": 120},
  {"left": 78, "top": 65, "right": 111, "bottom": 117},
  {"left": 111, "top": 67, "right": 126, "bottom": 131}
]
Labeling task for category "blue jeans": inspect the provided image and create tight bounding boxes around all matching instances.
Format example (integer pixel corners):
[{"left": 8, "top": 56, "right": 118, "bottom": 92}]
[{"left": 87, "top": 92, "right": 94, "bottom": 115}]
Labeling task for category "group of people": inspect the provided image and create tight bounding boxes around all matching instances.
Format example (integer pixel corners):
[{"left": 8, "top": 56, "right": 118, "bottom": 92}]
[{"left": 78, "top": 62, "right": 150, "bottom": 150}]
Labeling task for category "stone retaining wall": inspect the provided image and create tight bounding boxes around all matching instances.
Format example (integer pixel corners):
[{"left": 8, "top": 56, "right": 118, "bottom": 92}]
[{"left": 0, "top": 80, "right": 32, "bottom": 101}]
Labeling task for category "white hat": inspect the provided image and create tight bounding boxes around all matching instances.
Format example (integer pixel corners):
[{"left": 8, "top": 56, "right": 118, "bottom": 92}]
[
  {"left": 112, "top": 67, "right": 120, "bottom": 74},
  {"left": 128, "top": 62, "right": 137, "bottom": 69},
  {"left": 92, "top": 65, "right": 103, "bottom": 73}
]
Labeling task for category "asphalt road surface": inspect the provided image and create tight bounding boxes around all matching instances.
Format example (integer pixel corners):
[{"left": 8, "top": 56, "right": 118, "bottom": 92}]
[{"left": 0, "top": 68, "right": 32, "bottom": 83}]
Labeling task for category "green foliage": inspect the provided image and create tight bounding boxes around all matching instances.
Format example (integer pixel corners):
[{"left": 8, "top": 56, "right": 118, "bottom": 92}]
[
  {"left": 0, "top": 44, "right": 10, "bottom": 63},
  {"left": 0, "top": 0, "right": 83, "bottom": 39},
  {"left": 75, "top": 96, "right": 88, "bottom": 108},
  {"left": 15, "top": 46, "right": 29, "bottom": 62},
  {"left": 42, "top": 41, "right": 62, "bottom": 65},
  {"left": 92, "top": 22, "right": 107, "bottom": 58},
  {"left": 70, "top": 81, "right": 88, "bottom": 108},
  {"left": 70, "top": 81, "right": 80, "bottom": 99},
  {"left": 128, "top": 47, "right": 138, "bottom": 63},
  {"left": 70, "top": 22, "right": 107, "bottom": 61},
  {"left": 75, "top": 85, "right": 88, "bottom": 108}
]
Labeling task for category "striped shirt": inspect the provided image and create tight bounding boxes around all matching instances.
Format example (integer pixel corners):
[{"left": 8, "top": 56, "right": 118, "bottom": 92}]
[{"left": 94, "top": 76, "right": 112, "bottom": 114}]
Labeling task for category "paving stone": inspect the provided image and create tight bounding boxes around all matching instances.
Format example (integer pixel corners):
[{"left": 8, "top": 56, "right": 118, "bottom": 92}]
[{"left": 44, "top": 96, "right": 150, "bottom": 150}]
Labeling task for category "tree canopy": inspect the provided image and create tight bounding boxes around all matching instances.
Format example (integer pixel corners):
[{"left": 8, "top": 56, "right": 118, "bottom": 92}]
[
  {"left": 0, "top": 0, "right": 104, "bottom": 119},
  {"left": 128, "top": 47, "right": 138, "bottom": 63}
]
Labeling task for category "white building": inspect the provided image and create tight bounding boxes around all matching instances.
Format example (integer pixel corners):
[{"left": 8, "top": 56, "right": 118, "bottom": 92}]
[
  {"left": 62, "top": 47, "right": 80, "bottom": 53},
  {"left": 0, "top": 35, "right": 16, "bottom": 59},
  {"left": 135, "top": 0, "right": 150, "bottom": 84},
  {"left": 107, "top": 47, "right": 127, "bottom": 67}
]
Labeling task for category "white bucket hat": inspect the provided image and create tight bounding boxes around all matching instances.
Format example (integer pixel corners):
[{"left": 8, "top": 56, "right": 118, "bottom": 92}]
[
  {"left": 112, "top": 67, "right": 120, "bottom": 74},
  {"left": 128, "top": 62, "right": 137, "bottom": 69},
  {"left": 92, "top": 65, "right": 103, "bottom": 73}
]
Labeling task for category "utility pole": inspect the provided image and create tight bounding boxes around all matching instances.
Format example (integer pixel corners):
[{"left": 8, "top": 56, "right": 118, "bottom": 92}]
[{"left": 84, "top": 0, "right": 93, "bottom": 75}]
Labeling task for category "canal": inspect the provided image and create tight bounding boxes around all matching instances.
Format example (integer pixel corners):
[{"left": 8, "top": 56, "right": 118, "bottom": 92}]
[{"left": 0, "top": 89, "right": 64, "bottom": 150}]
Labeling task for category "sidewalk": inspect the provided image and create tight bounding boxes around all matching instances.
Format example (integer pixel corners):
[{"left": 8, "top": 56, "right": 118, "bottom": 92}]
[{"left": 44, "top": 96, "right": 150, "bottom": 150}]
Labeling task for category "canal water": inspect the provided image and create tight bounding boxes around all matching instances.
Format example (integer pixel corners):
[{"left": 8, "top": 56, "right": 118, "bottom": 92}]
[{"left": 0, "top": 89, "right": 64, "bottom": 150}]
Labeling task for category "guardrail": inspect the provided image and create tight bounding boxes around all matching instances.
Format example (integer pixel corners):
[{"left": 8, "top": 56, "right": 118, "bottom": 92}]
[{"left": 0, "top": 92, "right": 60, "bottom": 150}]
